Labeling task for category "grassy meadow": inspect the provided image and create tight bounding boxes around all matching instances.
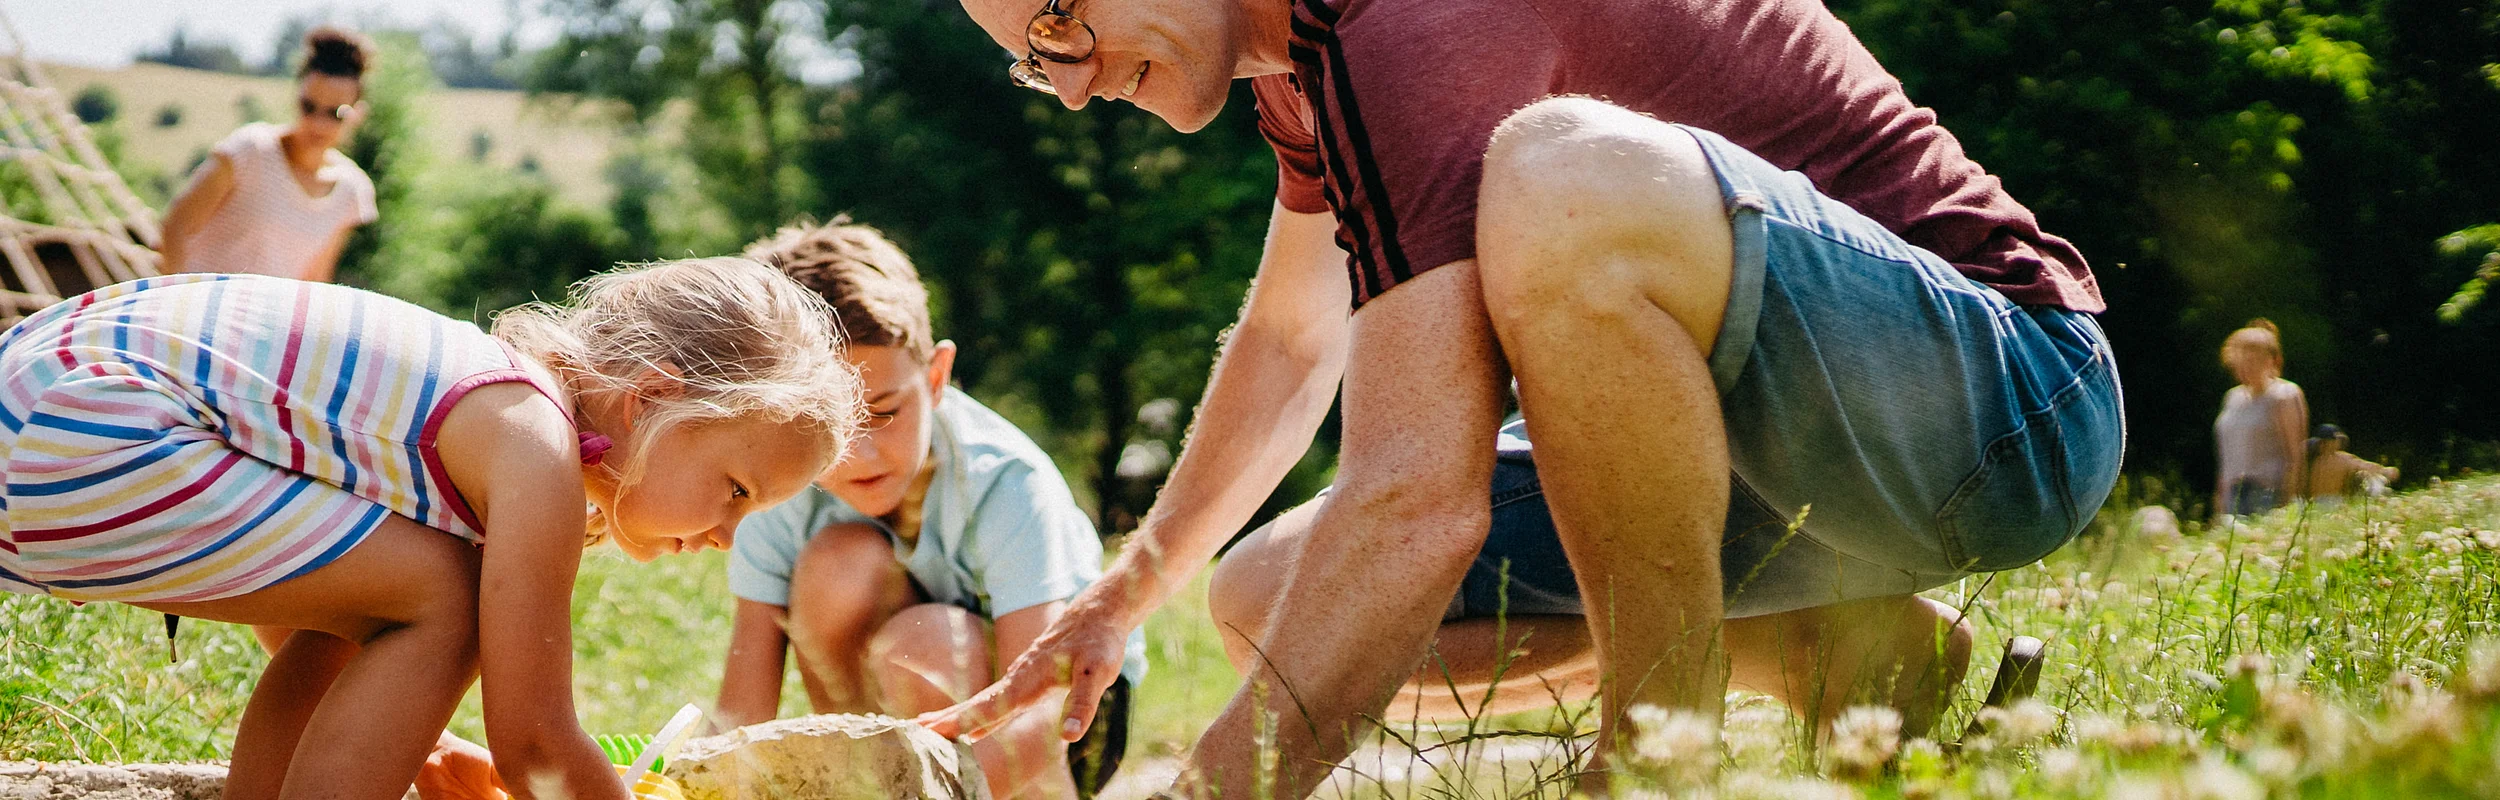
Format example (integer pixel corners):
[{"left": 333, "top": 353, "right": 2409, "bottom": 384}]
[{"left": 5, "top": 476, "right": 2499, "bottom": 799}]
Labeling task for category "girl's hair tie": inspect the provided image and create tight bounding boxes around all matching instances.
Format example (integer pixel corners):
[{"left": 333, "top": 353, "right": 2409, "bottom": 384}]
[{"left": 578, "top": 430, "right": 614, "bottom": 466}]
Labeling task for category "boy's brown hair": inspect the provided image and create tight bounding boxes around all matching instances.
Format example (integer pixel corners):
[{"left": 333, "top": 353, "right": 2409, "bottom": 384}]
[{"left": 743, "top": 217, "right": 935, "bottom": 362}]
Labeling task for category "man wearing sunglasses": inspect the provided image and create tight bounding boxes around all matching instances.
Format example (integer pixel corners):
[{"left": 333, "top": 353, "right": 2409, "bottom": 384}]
[
  {"left": 159, "top": 25, "right": 377, "bottom": 283},
  {"left": 924, "top": 0, "right": 2123, "bottom": 796}
]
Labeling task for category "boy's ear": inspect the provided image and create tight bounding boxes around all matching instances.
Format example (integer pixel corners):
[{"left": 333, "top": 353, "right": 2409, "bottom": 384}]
[{"left": 924, "top": 341, "right": 958, "bottom": 406}]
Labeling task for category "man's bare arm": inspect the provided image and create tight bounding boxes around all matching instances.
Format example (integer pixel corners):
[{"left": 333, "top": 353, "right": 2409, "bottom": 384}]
[
  {"left": 920, "top": 200, "right": 1350, "bottom": 741},
  {"left": 1096, "top": 201, "right": 1353, "bottom": 623}
]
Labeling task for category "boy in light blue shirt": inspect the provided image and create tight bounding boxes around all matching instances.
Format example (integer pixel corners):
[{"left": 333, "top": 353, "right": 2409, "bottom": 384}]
[{"left": 716, "top": 220, "right": 1145, "bottom": 800}]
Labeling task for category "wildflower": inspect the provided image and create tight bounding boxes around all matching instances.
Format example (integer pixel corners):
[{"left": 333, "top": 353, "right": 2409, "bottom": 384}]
[
  {"left": 2438, "top": 537, "right": 2467, "bottom": 557},
  {"left": 2475, "top": 529, "right": 2500, "bottom": 550},
  {"left": 2243, "top": 745, "right": 2301, "bottom": 785},
  {"left": 2455, "top": 641, "right": 2500, "bottom": 703},
  {"left": 2036, "top": 747, "right": 2089, "bottom": 791},
  {"left": 1624, "top": 703, "right": 1719, "bottom": 787},
  {"left": 1722, "top": 703, "right": 1792, "bottom": 769},
  {"left": 2226, "top": 653, "right": 2272, "bottom": 679},
  {"left": 1822, "top": 706, "right": 1901, "bottom": 781},
  {"left": 2184, "top": 757, "right": 2265, "bottom": 800},
  {"left": 1722, "top": 773, "right": 1856, "bottom": 800},
  {"left": 1970, "top": 699, "right": 2060, "bottom": 751}
]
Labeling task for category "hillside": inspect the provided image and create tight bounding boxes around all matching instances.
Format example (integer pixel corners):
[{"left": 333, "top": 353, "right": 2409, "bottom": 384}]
[{"left": 44, "top": 60, "right": 626, "bottom": 208}]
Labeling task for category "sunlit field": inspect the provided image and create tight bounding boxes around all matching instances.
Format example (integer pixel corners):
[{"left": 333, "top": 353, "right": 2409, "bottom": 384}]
[{"left": 8, "top": 477, "right": 2498, "bottom": 799}]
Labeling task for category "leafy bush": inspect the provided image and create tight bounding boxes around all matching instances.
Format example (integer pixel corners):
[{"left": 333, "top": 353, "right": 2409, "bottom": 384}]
[{"left": 70, "top": 85, "right": 117, "bottom": 123}]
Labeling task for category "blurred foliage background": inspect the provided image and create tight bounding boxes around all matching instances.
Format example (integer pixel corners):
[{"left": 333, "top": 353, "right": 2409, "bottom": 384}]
[{"left": 51, "top": 0, "right": 2500, "bottom": 532}]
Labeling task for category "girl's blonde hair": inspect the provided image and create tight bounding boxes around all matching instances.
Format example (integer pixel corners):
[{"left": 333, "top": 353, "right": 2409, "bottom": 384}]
[
  {"left": 2222, "top": 318, "right": 2284, "bottom": 367},
  {"left": 493, "top": 257, "right": 864, "bottom": 496}
]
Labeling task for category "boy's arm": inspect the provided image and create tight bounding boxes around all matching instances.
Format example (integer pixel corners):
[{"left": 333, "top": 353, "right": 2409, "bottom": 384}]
[
  {"left": 435, "top": 383, "right": 630, "bottom": 800},
  {"left": 715, "top": 599, "right": 792, "bottom": 730}
]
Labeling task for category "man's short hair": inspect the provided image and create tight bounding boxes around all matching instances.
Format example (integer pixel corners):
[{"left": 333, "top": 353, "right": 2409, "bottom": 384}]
[{"left": 743, "top": 217, "right": 936, "bottom": 361}]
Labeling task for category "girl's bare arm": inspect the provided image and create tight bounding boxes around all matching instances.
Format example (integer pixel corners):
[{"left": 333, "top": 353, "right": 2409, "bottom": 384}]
[{"left": 435, "top": 382, "right": 631, "bottom": 800}]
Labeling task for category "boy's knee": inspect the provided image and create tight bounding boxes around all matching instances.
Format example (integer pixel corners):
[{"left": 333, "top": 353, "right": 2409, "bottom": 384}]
[
  {"left": 868, "top": 603, "right": 991, "bottom": 680},
  {"left": 785, "top": 523, "right": 908, "bottom": 655},
  {"left": 792, "top": 522, "right": 896, "bottom": 577}
]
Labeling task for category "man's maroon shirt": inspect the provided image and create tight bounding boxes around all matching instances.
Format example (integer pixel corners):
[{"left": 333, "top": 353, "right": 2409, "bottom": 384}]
[{"left": 1253, "top": 0, "right": 2102, "bottom": 313}]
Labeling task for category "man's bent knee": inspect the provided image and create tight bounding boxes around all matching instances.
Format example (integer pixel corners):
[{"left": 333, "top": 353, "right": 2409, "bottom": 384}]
[{"left": 1479, "top": 96, "right": 1730, "bottom": 334}]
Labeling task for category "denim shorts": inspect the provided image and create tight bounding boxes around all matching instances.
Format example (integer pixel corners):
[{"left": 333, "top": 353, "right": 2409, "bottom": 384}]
[{"left": 1444, "top": 124, "right": 2126, "bottom": 621}]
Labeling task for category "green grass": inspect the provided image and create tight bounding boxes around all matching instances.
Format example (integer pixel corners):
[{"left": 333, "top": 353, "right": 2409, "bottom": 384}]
[
  {"left": 0, "top": 545, "right": 1241, "bottom": 762},
  {"left": 7, "top": 477, "right": 2500, "bottom": 799}
]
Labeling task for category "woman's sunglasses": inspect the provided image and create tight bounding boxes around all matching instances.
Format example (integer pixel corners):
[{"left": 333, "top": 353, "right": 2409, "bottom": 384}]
[
  {"left": 298, "top": 97, "right": 355, "bottom": 122},
  {"left": 1006, "top": 0, "right": 1096, "bottom": 95}
]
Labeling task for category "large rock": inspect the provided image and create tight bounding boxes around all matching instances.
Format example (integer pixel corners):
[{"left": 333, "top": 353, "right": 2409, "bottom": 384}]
[
  {"left": 664, "top": 714, "right": 986, "bottom": 800},
  {"left": 0, "top": 763, "right": 227, "bottom": 800}
]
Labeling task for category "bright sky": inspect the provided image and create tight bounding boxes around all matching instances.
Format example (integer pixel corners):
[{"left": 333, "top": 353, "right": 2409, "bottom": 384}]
[{"left": 5, "top": 0, "right": 554, "bottom": 68}]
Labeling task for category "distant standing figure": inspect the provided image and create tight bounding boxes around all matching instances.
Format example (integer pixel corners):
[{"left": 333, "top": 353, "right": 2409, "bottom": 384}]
[
  {"left": 2305, "top": 424, "right": 2399, "bottom": 506},
  {"left": 157, "top": 25, "right": 378, "bottom": 282},
  {"left": 2214, "top": 319, "right": 2308, "bottom": 518}
]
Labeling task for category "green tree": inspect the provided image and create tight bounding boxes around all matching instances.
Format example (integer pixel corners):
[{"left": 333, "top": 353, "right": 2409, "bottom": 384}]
[
  {"left": 334, "top": 33, "right": 444, "bottom": 297},
  {"left": 70, "top": 85, "right": 117, "bottom": 124},
  {"left": 1829, "top": 0, "right": 2500, "bottom": 487}
]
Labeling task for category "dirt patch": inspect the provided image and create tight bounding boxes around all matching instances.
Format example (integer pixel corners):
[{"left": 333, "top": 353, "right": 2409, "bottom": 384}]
[
  {"left": 0, "top": 762, "right": 429, "bottom": 800},
  {"left": 1, "top": 763, "right": 230, "bottom": 800}
]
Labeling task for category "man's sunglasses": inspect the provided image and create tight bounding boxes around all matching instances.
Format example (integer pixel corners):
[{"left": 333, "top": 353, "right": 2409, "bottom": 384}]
[
  {"left": 1006, "top": 0, "right": 1096, "bottom": 95},
  {"left": 298, "top": 97, "right": 355, "bottom": 122}
]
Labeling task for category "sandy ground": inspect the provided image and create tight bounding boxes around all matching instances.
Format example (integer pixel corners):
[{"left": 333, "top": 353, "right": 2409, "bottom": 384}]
[
  {"left": 0, "top": 762, "right": 420, "bottom": 800},
  {"left": 3, "top": 738, "right": 1572, "bottom": 800}
]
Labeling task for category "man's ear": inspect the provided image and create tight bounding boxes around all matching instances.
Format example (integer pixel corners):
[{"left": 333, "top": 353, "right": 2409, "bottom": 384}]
[{"left": 924, "top": 341, "right": 958, "bottom": 407}]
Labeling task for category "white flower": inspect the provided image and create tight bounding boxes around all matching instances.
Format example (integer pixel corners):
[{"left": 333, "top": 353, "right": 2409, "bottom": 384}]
[
  {"left": 2185, "top": 757, "right": 2265, "bottom": 800},
  {"left": 1625, "top": 703, "right": 1719, "bottom": 785},
  {"left": 1822, "top": 706, "right": 1900, "bottom": 780}
]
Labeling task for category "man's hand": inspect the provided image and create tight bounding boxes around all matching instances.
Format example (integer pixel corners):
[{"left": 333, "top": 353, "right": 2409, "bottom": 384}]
[
  {"left": 415, "top": 733, "right": 505, "bottom": 800},
  {"left": 917, "top": 602, "right": 1128, "bottom": 743}
]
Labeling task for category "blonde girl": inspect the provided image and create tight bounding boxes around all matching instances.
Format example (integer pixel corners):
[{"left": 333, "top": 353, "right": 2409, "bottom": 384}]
[
  {"left": 2212, "top": 318, "right": 2308, "bottom": 519},
  {"left": 0, "top": 261, "right": 860, "bottom": 800}
]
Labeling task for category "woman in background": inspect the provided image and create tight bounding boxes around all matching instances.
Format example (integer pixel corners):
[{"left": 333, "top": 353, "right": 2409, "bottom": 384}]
[
  {"left": 157, "top": 25, "right": 377, "bottom": 281},
  {"left": 2213, "top": 319, "right": 2309, "bottom": 520}
]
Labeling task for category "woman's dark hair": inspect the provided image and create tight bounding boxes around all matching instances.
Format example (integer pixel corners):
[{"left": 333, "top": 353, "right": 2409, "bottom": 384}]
[{"left": 298, "top": 25, "right": 374, "bottom": 81}]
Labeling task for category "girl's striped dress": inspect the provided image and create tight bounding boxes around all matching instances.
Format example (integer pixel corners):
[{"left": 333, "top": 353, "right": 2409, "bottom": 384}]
[{"left": 0, "top": 274, "right": 550, "bottom": 603}]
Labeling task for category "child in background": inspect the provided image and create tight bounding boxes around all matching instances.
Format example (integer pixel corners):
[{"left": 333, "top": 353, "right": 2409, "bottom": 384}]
[
  {"left": 714, "top": 220, "right": 1145, "bottom": 800},
  {"left": 0, "top": 263, "right": 860, "bottom": 800},
  {"left": 2305, "top": 424, "right": 2400, "bottom": 507}
]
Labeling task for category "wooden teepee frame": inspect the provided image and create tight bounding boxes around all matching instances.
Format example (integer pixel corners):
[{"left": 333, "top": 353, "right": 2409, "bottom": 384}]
[{"left": 0, "top": 6, "right": 163, "bottom": 324}]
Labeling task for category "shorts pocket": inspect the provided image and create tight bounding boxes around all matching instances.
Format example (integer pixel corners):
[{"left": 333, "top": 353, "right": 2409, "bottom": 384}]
[{"left": 1935, "top": 353, "right": 2123, "bottom": 573}]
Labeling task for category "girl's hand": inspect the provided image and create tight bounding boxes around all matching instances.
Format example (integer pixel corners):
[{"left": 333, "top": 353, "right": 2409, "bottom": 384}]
[
  {"left": 494, "top": 735, "right": 633, "bottom": 800},
  {"left": 416, "top": 733, "right": 506, "bottom": 800}
]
